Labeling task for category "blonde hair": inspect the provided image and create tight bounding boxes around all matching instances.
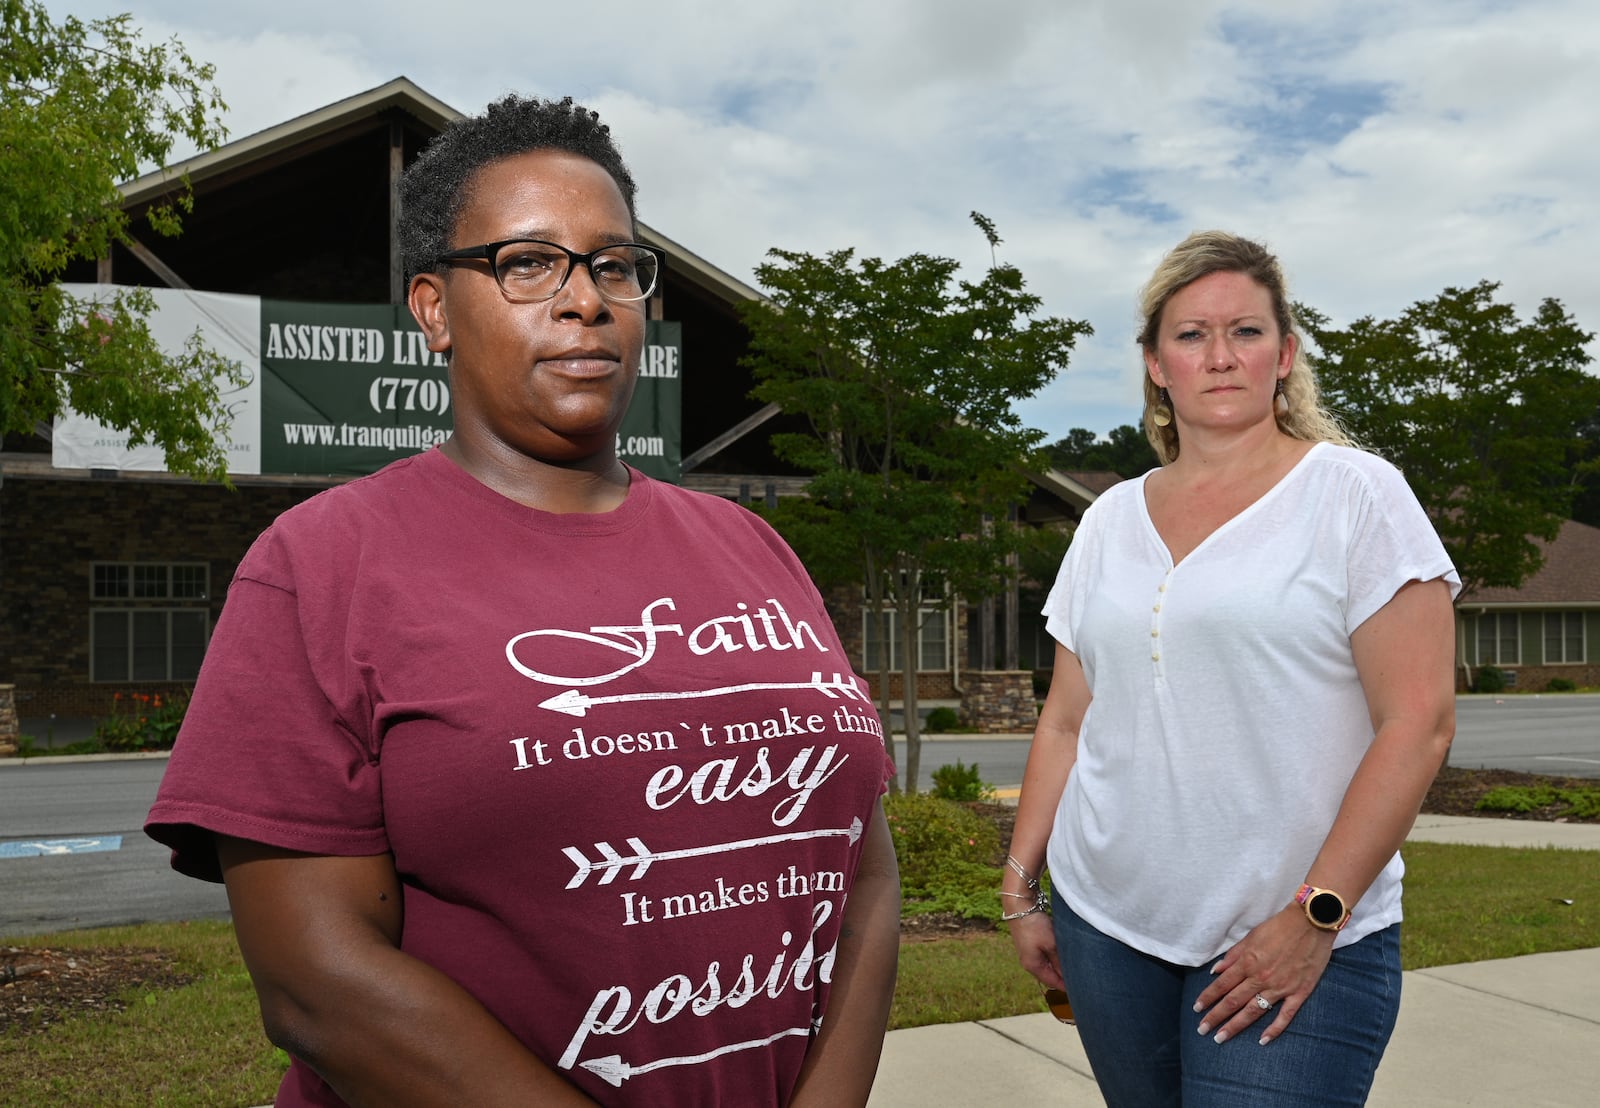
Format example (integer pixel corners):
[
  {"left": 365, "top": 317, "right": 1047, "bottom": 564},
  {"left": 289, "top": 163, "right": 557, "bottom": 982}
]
[{"left": 1137, "top": 230, "right": 1354, "bottom": 464}]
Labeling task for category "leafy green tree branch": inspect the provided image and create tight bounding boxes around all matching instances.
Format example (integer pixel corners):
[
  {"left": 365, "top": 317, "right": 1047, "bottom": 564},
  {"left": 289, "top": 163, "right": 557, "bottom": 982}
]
[
  {"left": 1305, "top": 281, "right": 1599, "bottom": 596},
  {"left": 1, "top": 0, "right": 239, "bottom": 480}
]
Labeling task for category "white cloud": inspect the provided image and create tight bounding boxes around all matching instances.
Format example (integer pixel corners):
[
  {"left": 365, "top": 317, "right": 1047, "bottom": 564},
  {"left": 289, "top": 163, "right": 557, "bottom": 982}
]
[{"left": 52, "top": 0, "right": 1600, "bottom": 440}]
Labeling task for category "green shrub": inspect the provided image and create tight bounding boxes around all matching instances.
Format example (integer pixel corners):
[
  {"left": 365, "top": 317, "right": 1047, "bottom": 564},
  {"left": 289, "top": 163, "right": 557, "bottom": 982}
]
[
  {"left": 907, "top": 859, "right": 1005, "bottom": 920},
  {"left": 930, "top": 759, "right": 994, "bottom": 802},
  {"left": 93, "top": 690, "right": 190, "bottom": 752},
  {"left": 883, "top": 792, "right": 999, "bottom": 893},
  {"left": 1569, "top": 792, "right": 1600, "bottom": 819},
  {"left": 924, "top": 706, "right": 961, "bottom": 733},
  {"left": 1546, "top": 677, "right": 1577, "bottom": 692},
  {"left": 1476, "top": 786, "right": 1600, "bottom": 819},
  {"left": 1476, "top": 786, "right": 1560, "bottom": 813},
  {"left": 1474, "top": 666, "right": 1508, "bottom": 693}
]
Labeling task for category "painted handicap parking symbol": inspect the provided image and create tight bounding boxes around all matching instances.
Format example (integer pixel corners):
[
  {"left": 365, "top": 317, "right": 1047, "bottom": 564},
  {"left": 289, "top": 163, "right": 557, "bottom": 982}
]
[{"left": 0, "top": 836, "right": 123, "bottom": 859}]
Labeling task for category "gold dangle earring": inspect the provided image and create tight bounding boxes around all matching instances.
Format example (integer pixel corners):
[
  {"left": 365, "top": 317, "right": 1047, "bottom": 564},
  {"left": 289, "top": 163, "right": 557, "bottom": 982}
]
[
  {"left": 1274, "top": 378, "right": 1290, "bottom": 419},
  {"left": 1152, "top": 387, "right": 1173, "bottom": 428}
]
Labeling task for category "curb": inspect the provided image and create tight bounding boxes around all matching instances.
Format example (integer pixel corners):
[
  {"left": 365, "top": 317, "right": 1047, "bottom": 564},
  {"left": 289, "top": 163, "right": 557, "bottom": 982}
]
[{"left": 0, "top": 750, "right": 172, "bottom": 768}]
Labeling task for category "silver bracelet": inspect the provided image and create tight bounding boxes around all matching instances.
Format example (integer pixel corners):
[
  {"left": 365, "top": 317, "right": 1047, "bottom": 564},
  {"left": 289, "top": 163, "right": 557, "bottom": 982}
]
[
  {"left": 1000, "top": 901, "right": 1048, "bottom": 921},
  {"left": 1000, "top": 855, "right": 1050, "bottom": 920},
  {"left": 1004, "top": 855, "right": 1037, "bottom": 885}
]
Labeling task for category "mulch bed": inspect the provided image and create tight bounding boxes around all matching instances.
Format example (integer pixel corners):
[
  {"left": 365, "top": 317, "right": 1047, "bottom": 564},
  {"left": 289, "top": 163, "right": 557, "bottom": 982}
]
[
  {"left": 3, "top": 768, "right": 1593, "bottom": 1027},
  {"left": 1421, "top": 765, "right": 1599, "bottom": 821},
  {"left": 0, "top": 947, "right": 193, "bottom": 1038}
]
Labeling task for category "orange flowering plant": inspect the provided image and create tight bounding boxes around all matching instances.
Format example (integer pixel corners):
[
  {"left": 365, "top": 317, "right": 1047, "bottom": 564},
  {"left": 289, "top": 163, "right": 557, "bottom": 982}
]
[{"left": 93, "top": 689, "right": 191, "bottom": 752}]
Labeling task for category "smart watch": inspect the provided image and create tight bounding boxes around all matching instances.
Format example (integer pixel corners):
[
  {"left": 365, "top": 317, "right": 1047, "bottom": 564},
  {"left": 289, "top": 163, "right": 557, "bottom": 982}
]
[{"left": 1295, "top": 884, "right": 1350, "bottom": 931}]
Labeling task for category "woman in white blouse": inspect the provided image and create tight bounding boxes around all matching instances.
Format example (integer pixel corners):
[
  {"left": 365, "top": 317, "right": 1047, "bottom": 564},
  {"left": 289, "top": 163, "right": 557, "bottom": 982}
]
[{"left": 1006, "top": 231, "right": 1459, "bottom": 1107}]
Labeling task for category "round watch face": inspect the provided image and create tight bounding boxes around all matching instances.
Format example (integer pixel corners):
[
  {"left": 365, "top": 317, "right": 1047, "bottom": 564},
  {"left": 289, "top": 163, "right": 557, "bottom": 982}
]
[{"left": 1308, "top": 891, "right": 1345, "bottom": 926}]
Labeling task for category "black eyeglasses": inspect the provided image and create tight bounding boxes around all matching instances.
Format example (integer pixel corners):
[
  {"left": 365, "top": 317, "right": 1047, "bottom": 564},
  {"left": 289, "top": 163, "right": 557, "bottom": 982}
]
[{"left": 436, "top": 239, "right": 663, "bottom": 303}]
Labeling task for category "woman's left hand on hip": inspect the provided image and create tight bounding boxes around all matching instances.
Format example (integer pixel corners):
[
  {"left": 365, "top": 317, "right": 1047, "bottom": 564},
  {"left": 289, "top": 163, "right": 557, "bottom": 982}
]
[{"left": 1192, "top": 905, "right": 1337, "bottom": 1046}]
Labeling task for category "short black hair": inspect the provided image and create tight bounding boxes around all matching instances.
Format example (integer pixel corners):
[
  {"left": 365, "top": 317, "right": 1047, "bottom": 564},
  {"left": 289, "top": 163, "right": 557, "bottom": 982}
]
[{"left": 399, "top": 94, "right": 638, "bottom": 281}]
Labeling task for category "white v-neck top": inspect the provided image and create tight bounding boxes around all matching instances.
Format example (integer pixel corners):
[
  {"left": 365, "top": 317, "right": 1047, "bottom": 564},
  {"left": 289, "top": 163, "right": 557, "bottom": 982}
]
[{"left": 1043, "top": 443, "right": 1460, "bottom": 964}]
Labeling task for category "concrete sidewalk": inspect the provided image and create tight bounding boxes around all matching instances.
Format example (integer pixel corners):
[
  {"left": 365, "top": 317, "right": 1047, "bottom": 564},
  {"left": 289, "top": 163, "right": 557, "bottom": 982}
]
[
  {"left": 869, "top": 948, "right": 1600, "bottom": 1107},
  {"left": 869, "top": 816, "right": 1600, "bottom": 1108}
]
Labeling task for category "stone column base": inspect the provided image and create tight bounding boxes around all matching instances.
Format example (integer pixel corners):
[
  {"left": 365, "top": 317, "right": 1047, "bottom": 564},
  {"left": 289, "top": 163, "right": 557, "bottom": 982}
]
[
  {"left": 0, "top": 684, "right": 19, "bottom": 758},
  {"left": 961, "top": 671, "right": 1038, "bottom": 733}
]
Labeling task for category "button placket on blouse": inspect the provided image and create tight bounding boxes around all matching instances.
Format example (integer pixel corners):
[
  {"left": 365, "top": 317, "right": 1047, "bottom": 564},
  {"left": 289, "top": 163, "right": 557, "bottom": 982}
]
[{"left": 1150, "top": 567, "right": 1171, "bottom": 673}]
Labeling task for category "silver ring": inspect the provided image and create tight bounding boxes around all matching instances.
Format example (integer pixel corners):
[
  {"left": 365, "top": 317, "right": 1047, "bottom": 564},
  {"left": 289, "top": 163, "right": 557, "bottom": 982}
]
[{"left": 1252, "top": 994, "right": 1271, "bottom": 1011}]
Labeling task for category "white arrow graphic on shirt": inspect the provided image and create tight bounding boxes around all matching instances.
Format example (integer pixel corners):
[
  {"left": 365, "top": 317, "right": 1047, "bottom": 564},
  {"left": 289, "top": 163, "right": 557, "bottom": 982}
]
[
  {"left": 562, "top": 817, "right": 863, "bottom": 889},
  {"left": 579, "top": 1024, "right": 815, "bottom": 1087},
  {"left": 538, "top": 672, "right": 866, "bottom": 718}
]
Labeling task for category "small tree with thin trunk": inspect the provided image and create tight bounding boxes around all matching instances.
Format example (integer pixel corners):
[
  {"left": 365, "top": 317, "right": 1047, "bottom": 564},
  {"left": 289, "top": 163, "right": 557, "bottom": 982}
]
[{"left": 741, "top": 216, "right": 1090, "bottom": 792}]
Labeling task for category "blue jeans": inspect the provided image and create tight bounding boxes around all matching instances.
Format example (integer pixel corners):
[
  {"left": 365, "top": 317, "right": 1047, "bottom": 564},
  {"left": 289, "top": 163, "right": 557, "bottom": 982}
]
[{"left": 1053, "top": 891, "right": 1401, "bottom": 1107}]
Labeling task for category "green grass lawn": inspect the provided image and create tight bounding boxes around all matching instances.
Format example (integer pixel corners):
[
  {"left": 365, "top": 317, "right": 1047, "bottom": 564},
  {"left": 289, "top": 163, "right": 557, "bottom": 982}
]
[
  {"left": 2, "top": 842, "right": 1596, "bottom": 1104},
  {"left": 0, "top": 921, "right": 286, "bottom": 1106},
  {"left": 891, "top": 841, "right": 1600, "bottom": 1029},
  {"left": 1397, "top": 841, "right": 1600, "bottom": 967}
]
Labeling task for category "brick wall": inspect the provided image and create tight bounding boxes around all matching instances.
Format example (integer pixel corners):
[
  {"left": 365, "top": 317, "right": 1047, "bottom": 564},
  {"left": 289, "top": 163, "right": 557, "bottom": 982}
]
[
  {"left": 1458, "top": 663, "right": 1600, "bottom": 693},
  {"left": 1, "top": 478, "right": 320, "bottom": 717},
  {"left": 821, "top": 584, "right": 861, "bottom": 666}
]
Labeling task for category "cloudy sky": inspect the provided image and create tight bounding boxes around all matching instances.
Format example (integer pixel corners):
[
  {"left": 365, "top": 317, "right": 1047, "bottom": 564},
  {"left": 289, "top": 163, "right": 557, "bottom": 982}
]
[{"left": 58, "top": 0, "right": 1600, "bottom": 441}]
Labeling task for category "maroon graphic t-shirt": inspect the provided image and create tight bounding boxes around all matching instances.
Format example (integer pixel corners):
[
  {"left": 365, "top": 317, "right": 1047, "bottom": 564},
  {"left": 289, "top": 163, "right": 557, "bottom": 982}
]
[{"left": 146, "top": 449, "right": 893, "bottom": 1106}]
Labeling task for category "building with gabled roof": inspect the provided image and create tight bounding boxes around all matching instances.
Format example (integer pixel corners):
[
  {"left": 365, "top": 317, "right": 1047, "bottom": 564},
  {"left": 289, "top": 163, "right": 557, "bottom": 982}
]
[
  {"left": 1455, "top": 519, "right": 1600, "bottom": 690},
  {"left": 0, "top": 77, "right": 1093, "bottom": 735}
]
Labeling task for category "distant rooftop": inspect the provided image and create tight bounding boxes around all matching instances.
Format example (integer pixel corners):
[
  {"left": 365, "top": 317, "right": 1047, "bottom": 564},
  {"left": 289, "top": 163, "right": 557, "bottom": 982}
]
[
  {"left": 1460, "top": 519, "right": 1600, "bottom": 606},
  {"left": 1059, "top": 470, "right": 1127, "bottom": 496}
]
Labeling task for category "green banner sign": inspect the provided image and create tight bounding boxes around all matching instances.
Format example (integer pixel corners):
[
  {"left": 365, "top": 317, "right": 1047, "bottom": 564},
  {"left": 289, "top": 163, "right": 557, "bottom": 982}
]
[
  {"left": 259, "top": 301, "right": 442, "bottom": 475},
  {"left": 259, "top": 301, "right": 681, "bottom": 481},
  {"left": 625, "top": 320, "right": 682, "bottom": 478}
]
